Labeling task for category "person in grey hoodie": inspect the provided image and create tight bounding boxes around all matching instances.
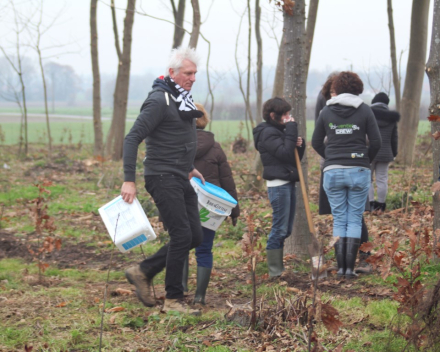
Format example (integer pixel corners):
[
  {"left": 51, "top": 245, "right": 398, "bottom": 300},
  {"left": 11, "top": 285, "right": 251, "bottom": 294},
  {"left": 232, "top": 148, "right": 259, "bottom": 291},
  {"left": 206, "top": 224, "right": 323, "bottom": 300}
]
[
  {"left": 312, "top": 71, "right": 381, "bottom": 279},
  {"left": 369, "top": 92, "right": 400, "bottom": 212}
]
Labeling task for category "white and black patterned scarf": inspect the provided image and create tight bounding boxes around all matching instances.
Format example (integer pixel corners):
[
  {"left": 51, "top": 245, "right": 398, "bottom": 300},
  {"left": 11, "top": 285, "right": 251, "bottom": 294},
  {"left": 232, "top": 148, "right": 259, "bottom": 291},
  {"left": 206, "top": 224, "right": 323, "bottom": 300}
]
[{"left": 164, "top": 76, "right": 202, "bottom": 121}]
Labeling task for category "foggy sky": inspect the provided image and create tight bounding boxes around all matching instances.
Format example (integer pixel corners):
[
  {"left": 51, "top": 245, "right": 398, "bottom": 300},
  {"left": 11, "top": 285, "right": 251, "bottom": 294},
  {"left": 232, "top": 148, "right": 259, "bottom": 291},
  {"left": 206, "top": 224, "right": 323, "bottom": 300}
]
[{"left": 0, "top": 0, "right": 434, "bottom": 78}]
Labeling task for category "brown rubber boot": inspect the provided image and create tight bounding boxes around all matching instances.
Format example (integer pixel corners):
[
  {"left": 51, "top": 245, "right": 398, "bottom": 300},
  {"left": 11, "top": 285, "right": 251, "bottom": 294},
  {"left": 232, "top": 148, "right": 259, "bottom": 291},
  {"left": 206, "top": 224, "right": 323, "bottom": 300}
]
[
  {"left": 355, "top": 252, "right": 372, "bottom": 274},
  {"left": 162, "top": 298, "right": 201, "bottom": 316},
  {"left": 125, "top": 266, "right": 155, "bottom": 307}
]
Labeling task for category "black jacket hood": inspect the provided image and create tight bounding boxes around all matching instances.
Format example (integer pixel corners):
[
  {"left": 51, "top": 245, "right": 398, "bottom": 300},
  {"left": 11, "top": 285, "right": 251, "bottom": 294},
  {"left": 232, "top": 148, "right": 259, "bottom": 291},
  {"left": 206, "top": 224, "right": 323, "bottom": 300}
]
[
  {"left": 371, "top": 104, "right": 400, "bottom": 127},
  {"left": 151, "top": 77, "right": 175, "bottom": 96}
]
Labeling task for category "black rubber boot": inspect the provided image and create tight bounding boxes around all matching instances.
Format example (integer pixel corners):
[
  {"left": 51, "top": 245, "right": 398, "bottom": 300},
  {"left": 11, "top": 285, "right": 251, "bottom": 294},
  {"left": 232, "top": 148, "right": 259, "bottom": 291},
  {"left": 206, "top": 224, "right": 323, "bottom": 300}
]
[
  {"left": 266, "top": 249, "right": 284, "bottom": 278},
  {"left": 182, "top": 255, "right": 189, "bottom": 293},
  {"left": 193, "top": 266, "right": 212, "bottom": 305},
  {"left": 369, "top": 201, "right": 376, "bottom": 211},
  {"left": 345, "top": 237, "right": 361, "bottom": 279},
  {"left": 376, "top": 202, "right": 386, "bottom": 212},
  {"left": 334, "top": 237, "right": 346, "bottom": 278}
]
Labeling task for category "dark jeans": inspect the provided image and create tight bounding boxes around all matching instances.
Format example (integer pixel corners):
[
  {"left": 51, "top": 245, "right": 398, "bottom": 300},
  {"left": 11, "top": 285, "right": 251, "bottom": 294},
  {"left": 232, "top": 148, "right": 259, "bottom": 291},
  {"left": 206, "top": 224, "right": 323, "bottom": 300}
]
[
  {"left": 266, "top": 182, "right": 296, "bottom": 250},
  {"left": 139, "top": 174, "right": 202, "bottom": 299},
  {"left": 195, "top": 227, "right": 216, "bottom": 268}
]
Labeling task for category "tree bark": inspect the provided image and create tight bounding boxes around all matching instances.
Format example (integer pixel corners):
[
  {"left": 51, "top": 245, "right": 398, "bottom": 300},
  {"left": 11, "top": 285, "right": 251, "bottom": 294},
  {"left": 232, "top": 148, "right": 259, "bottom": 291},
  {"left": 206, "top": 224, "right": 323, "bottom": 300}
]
[
  {"left": 189, "top": 0, "right": 200, "bottom": 49},
  {"left": 106, "top": 0, "right": 136, "bottom": 161},
  {"left": 246, "top": 0, "right": 254, "bottom": 129},
  {"left": 111, "top": 0, "right": 122, "bottom": 61},
  {"left": 90, "top": 0, "right": 103, "bottom": 157},
  {"left": 387, "top": 0, "right": 401, "bottom": 111},
  {"left": 396, "top": 0, "right": 431, "bottom": 166},
  {"left": 171, "top": 0, "right": 185, "bottom": 48},
  {"left": 426, "top": 0, "right": 440, "bottom": 254},
  {"left": 272, "top": 32, "right": 285, "bottom": 98},
  {"left": 283, "top": 0, "right": 310, "bottom": 257},
  {"left": 304, "top": 0, "right": 319, "bottom": 81},
  {"left": 255, "top": 0, "right": 263, "bottom": 124}
]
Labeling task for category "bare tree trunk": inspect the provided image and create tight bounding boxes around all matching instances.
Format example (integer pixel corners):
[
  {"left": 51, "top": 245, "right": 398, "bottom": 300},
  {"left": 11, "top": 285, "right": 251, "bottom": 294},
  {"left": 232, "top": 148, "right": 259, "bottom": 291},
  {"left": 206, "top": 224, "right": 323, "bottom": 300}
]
[
  {"left": 426, "top": 0, "right": 440, "bottom": 255},
  {"left": 37, "top": 50, "right": 52, "bottom": 157},
  {"left": 304, "top": 0, "right": 319, "bottom": 81},
  {"left": 244, "top": 0, "right": 264, "bottom": 192},
  {"left": 90, "top": 0, "right": 103, "bottom": 157},
  {"left": 106, "top": 0, "right": 136, "bottom": 161},
  {"left": 255, "top": 0, "right": 263, "bottom": 124},
  {"left": 170, "top": 0, "right": 185, "bottom": 48},
  {"left": 272, "top": 32, "right": 285, "bottom": 98},
  {"left": 396, "top": 0, "right": 430, "bottom": 166},
  {"left": 246, "top": 0, "right": 254, "bottom": 129},
  {"left": 189, "top": 0, "right": 200, "bottom": 48},
  {"left": 283, "top": 0, "right": 310, "bottom": 257},
  {"left": 387, "top": 0, "right": 401, "bottom": 111}
]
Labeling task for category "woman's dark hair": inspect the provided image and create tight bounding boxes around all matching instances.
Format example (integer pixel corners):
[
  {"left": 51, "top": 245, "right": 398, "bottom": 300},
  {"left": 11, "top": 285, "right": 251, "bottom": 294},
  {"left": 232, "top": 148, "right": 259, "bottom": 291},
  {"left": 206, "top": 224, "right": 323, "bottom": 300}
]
[
  {"left": 262, "top": 97, "right": 291, "bottom": 122},
  {"left": 332, "top": 71, "right": 364, "bottom": 96},
  {"left": 322, "top": 76, "right": 336, "bottom": 101}
]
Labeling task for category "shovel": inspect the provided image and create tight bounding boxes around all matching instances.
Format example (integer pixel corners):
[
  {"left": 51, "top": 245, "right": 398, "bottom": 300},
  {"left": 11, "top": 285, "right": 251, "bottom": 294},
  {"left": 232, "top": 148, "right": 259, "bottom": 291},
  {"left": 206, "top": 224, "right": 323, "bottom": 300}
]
[{"left": 294, "top": 148, "right": 327, "bottom": 280}]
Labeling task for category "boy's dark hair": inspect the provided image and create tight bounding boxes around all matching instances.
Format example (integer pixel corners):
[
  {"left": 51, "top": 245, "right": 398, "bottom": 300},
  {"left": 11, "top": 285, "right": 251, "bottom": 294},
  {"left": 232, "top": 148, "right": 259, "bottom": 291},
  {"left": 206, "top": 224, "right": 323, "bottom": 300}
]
[
  {"left": 332, "top": 71, "right": 364, "bottom": 96},
  {"left": 262, "top": 97, "right": 292, "bottom": 122}
]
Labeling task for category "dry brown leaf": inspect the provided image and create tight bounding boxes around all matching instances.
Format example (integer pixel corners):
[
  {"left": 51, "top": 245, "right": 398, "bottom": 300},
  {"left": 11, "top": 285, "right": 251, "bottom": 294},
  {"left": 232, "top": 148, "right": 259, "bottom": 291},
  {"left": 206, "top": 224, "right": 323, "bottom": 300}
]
[
  {"left": 359, "top": 242, "right": 373, "bottom": 252},
  {"left": 432, "top": 131, "right": 440, "bottom": 140},
  {"left": 55, "top": 301, "right": 68, "bottom": 308},
  {"left": 114, "top": 288, "right": 132, "bottom": 296},
  {"left": 432, "top": 182, "right": 440, "bottom": 193},
  {"left": 109, "top": 314, "right": 117, "bottom": 324},
  {"left": 428, "top": 114, "right": 440, "bottom": 122},
  {"left": 286, "top": 287, "right": 300, "bottom": 293},
  {"left": 105, "top": 306, "right": 125, "bottom": 312},
  {"left": 321, "top": 303, "right": 343, "bottom": 334}
]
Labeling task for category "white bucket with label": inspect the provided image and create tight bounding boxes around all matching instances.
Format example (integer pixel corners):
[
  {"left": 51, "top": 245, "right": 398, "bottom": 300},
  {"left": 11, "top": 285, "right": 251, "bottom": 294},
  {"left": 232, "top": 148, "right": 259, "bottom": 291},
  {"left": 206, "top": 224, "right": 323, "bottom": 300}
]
[
  {"left": 190, "top": 177, "right": 238, "bottom": 231},
  {"left": 99, "top": 196, "right": 156, "bottom": 253}
]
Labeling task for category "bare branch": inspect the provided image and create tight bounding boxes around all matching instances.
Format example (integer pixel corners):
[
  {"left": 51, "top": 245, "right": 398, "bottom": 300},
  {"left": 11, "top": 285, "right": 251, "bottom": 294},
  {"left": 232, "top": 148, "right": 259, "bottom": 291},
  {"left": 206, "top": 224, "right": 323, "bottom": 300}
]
[{"left": 111, "top": 0, "right": 122, "bottom": 61}]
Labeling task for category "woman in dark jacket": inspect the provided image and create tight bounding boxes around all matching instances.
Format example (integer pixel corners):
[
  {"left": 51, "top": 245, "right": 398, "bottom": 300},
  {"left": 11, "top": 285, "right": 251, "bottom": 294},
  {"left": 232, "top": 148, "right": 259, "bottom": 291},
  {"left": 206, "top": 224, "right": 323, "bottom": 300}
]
[
  {"left": 253, "top": 97, "right": 305, "bottom": 278},
  {"left": 190, "top": 103, "right": 240, "bottom": 305},
  {"left": 312, "top": 72, "right": 381, "bottom": 279},
  {"left": 369, "top": 92, "right": 400, "bottom": 211}
]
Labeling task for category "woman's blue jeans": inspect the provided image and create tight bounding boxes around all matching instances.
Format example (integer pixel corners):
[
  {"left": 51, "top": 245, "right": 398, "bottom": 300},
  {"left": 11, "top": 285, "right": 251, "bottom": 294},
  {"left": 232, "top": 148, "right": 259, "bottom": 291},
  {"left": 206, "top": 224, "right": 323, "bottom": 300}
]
[
  {"left": 323, "top": 167, "right": 370, "bottom": 239},
  {"left": 195, "top": 227, "right": 216, "bottom": 268},
  {"left": 266, "top": 182, "right": 296, "bottom": 250}
]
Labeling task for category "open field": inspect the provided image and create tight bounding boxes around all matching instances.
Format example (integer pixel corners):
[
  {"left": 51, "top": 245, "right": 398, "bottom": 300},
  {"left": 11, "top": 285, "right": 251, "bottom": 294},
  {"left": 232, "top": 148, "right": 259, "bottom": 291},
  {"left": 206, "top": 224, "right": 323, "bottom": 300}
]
[
  {"left": 0, "top": 109, "right": 433, "bottom": 146},
  {"left": 0, "top": 130, "right": 439, "bottom": 351}
]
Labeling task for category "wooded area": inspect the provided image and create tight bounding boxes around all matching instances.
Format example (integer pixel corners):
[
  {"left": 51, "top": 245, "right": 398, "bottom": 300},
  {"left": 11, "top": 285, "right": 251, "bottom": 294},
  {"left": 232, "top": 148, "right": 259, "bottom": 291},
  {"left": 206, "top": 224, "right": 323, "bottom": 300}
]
[{"left": 1, "top": 0, "right": 440, "bottom": 351}]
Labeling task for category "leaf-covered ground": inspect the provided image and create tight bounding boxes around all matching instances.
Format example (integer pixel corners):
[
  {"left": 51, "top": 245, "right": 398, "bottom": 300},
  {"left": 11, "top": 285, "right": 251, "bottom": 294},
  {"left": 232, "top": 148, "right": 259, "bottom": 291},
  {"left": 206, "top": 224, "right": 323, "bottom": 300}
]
[{"left": 0, "top": 134, "right": 439, "bottom": 352}]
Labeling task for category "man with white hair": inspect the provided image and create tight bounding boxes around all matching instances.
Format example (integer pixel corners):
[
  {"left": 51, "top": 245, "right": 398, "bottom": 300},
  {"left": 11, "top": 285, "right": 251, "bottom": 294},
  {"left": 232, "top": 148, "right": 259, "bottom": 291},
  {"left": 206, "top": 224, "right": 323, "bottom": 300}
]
[{"left": 121, "top": 47, "right": 204, "bottom": 315}]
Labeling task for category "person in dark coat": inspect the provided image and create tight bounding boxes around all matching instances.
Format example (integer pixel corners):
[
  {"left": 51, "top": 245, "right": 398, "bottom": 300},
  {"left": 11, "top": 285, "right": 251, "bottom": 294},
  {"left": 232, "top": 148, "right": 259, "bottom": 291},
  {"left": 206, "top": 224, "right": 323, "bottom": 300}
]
[
  {"left": 253, "top": 97, "right": 305, "bottom": 278},
  {"left": 315, "top": 74, "right": 372, "bottom": 274},
  {"left": 369, "top": 92, "right": 400, "bottom": 211},
  {"left": 190, "top": 103, "right": 240, "bottom": 305},
  {"left": 312, "top": 71, "right": 382, "bottom": 279}
]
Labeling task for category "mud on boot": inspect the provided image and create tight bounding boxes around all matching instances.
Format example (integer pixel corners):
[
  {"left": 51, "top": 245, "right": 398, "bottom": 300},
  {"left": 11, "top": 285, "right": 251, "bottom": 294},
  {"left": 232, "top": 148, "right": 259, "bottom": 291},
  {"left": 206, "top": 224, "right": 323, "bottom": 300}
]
[
  {"left": 355, "top": 252, "right": 372, "bottom": 274},
  {"left": 162, "top": 298, "right": 201, "bottom": 316},
  {"left": 125, "top": 265, "right": 155, "bottom": 307}
]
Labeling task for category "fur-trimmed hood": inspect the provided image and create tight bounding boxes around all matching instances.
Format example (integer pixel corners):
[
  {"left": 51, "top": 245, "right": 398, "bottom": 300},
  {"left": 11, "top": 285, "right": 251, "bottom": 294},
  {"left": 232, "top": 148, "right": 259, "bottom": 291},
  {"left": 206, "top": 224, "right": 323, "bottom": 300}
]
[{"left": 371, "top": 103, "right": 400, "bottom": 127}]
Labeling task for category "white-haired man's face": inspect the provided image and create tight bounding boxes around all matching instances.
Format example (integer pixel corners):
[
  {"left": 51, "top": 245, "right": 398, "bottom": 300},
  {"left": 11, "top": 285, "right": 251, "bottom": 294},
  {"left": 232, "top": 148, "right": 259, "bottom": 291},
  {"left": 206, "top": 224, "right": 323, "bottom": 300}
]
[{"left": 169, "top": 59, "right": 197, "bottom": 91}]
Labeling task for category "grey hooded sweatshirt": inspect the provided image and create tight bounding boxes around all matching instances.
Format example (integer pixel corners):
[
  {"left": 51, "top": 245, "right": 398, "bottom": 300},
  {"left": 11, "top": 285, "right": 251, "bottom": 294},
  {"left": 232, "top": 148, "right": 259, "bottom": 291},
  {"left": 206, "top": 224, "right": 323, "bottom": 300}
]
[{"left": 312, "top": 93, "right": 382, "bottom": 170}]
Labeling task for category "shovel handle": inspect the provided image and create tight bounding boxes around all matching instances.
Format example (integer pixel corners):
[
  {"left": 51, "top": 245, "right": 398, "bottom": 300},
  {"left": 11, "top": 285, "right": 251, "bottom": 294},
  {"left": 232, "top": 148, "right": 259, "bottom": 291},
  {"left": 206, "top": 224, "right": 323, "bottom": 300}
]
[{"left": 294, "top": 148, "right": 316, "bottom": 236}]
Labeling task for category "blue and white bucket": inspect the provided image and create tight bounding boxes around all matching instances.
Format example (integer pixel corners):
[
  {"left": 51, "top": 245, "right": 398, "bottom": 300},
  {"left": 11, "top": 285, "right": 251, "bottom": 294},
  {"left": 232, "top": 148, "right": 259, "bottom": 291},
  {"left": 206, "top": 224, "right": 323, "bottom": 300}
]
[
  {"left": 99, "top": 196, "right": 156, "bottom": 253},
  {"left": 190, "top": 177, "right": 238, "bottom": 231}
]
